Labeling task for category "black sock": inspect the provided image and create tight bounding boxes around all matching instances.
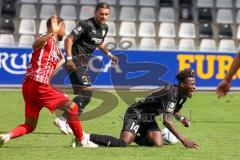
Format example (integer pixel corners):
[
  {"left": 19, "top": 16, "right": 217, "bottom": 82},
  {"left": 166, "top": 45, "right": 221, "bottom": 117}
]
[
  {"left": 90, "top": 134, "right": 128, "bottom": 147},
  {"left": 134, "top": 135, "right": 154, "bottom": 146}
]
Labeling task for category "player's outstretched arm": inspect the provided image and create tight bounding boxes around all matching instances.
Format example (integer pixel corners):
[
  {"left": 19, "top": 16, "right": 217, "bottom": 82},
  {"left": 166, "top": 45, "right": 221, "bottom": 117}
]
[
  {"left": 163, "top": 113, "right": 198, "bottom": 149},
  {"left": 32, "top": 33, "right": 55, "bottom": 50},
  {"left": 174, "top": 111, "right": 191, "bottom": 127},
  {"left": 216, "top": 51, "right": 240, "bottom": 98},
  {"left": 98, "top": 43, "right": 119, "bottom": 65},
  {"left": 32, "top": 16, "right": 61, "bottom": 50},
  {"left": 64, "top": 35, "right": 76, "bottom": 71}
]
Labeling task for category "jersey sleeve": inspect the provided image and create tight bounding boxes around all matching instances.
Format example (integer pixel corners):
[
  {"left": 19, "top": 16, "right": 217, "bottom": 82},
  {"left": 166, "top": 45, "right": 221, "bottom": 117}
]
[
  {"left": 161, "top": 94, "right": 177, "bottom": 114},
  {"left": 70, "top": 22, "right": 86, "bottom": 40}
]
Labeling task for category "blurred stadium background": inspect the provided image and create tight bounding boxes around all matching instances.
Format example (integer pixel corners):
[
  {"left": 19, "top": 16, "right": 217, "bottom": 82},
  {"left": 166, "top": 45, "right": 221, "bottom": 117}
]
[
  {"left": 1, "top": 1, "right": 240, "bottom": 160},
  {"left": 0, "top": 0, "right": 240, "bottom": 51}
]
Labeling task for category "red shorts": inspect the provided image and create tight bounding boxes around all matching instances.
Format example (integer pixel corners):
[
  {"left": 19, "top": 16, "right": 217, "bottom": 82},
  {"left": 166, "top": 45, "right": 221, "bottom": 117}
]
[{"left": 22, "top": 78, "right": 69, "bottom": 118}]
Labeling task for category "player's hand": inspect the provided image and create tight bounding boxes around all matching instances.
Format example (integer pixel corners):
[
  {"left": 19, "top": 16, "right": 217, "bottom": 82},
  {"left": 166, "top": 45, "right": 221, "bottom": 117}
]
[
  {"left": 180, "top": 137, "right": 199, "bottom": 149},
  {"left": 51, "top": 15, "right": 61, "bottom": 33},
  {"left": 180, "top": 117, "right": 191, "bottom": 127},
  {"left": 216, "top": 79, "right": 231, "bottom": 98},
  {"left": 110, "top": 55, "right": 119, "bottom": 65},
  {"left": 66, "top": 60, "right": 76, "bottom": 71}
]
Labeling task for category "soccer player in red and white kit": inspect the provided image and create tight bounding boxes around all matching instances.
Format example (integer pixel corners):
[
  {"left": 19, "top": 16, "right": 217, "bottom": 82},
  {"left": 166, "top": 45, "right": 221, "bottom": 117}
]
[{"left": 0, "top": 16, "right": 97, "bottom": 147}]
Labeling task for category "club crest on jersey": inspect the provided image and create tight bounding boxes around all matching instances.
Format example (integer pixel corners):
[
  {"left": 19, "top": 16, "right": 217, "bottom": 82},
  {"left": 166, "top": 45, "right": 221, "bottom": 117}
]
[{"left": 166, "top": 102, "right": 175, "bottom": 112}]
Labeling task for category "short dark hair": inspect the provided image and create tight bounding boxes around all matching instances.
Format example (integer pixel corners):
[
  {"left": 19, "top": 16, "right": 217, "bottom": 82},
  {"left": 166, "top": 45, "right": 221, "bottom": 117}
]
[
  {"left": 95, "top": 2, "right": 110, "bottom": 10},
  {"left": 46, "top": 16, "right": 64, "bottom": 29},
  {"left": 176, "top": 68, "right": 195, "bottom": 82}
]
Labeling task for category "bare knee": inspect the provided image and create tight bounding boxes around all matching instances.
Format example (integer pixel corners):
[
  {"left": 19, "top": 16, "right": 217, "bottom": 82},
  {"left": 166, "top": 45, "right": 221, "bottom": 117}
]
[{"left": 146, "top": 131, "right": 164, "bottom": 147}]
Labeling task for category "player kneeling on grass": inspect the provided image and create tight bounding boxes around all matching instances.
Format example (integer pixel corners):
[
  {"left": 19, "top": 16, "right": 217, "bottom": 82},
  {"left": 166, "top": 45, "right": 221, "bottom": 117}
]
[
  {"left": 0, "top": 16, "right": 97, "bottom": 148},
  {"left": 81, "top": 69, "right": 199, "bottom": 149}
]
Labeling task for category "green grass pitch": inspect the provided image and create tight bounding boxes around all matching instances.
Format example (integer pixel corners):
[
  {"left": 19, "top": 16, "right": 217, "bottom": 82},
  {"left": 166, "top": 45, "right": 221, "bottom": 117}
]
[{"left": 0, "top": 90, "right": 240, "bottom": 160}]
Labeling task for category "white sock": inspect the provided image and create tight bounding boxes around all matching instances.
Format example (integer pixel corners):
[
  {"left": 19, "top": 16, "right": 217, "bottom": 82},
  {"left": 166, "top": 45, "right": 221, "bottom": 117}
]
[{"left": 59, "top": 116, "right": 67, "bottom": 122}]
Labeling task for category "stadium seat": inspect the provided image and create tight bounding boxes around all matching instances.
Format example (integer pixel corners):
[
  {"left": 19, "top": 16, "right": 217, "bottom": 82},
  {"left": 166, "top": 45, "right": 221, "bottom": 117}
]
[
  {"left": 119, "top": 22, "right": 136, "bottom": 37},
  {"left": 198, "top": 8, "right": 213, "bottom": 22},
  {"left": 60, "top": 0, "right": 77, "bottom": 4},
  {"left": 236, "top": 0, "right": 240, "bottom": 8},
  {"left": 119, "top": 0, "right": 136, "bottom": 6},
  {"left": 139, "top": 0, "right": 156, "bottom": 6},
  {"left": 18, "top": 35, "right": 34, "bottom": 47},
  {"left": 179, "top": 0, "right": 192, "bottom": 7},
  {"left": 21, "top": 0, "right": 38, "bottom": 3},
  {"left": 106, "top": 21, "right": 116, "bottom": 37},
  {"left": 158, "top": 7, "right": 175, "bottom": 22},
  {"left": 1, "top": 1, "right": 16, "bottom": 17},
  {"left": 20, "top": 4, "right": 37, "bottom": 19},
  {"left": 179, "top": 7, "right": 193, "bottom": 22},
  {"left": 179, "top": 39, "right": 196, "bottom": 51},
  {"left": 218, "top": 39, "right": 235, "bottom": 52},
  {"left": 65, "top": 20, "right": 76, "bottom": 35},
  {"left": 237, "top": 25, "right": 240, "bottom": 39},
  {"left": 40, "top": 5, "right": 56, "bottom": 19},
  {"left": 178, "top": 23, "right": 196, "bottom": 38},
  {"left": 216, "top": 9, "right": 233, "bottom": 24},
  {"left": 199, "top": 39, "right": 217, "bottom": 51},
  {"left": 99, "top": 0, "right": 117, "bottom": 5},
  {"left": 0, "top": 34, "right": 14, "bottom": 47},
  {"left": 139, "top": 38, "right": 157, "bottom": 50},
  {"left": 199, "top": 23, "right": 213, "bottom": 38},
  {"left": 108, "top": 6, "right": 116, "bottom": 21},
  {"left": 216, "top": 0, "right": 233, "bottom": 9},
  {"left": 19, "top": 19, "right": 36, "bottom": 35},
  {"left": 0, "top": 17, "right": 14, "bottom": 33},
  {"left": 79, "top": 0, "right": 97, "bottom": 5},
  {"left": 103, "top": 37, "right": 116, "bottom": 50},
  {"left": 236, "top": 10, "right": 240, "bottom": 24},
  {"left": 60, "top": 5, "right": 77, "bottom": 20},
  {"left": 159, "top": 38, "right": 176, "bottom": 50},
  {"left": 119, "top": 37, "right": 136, "bottom": 49},
  {"left": 158, "top": 23, "right": 176, "bottom": 38},
  {"left": 197, "top": 0, "right": 214, "bottom": 8},
  {"left": 40, "top": 0, "right": 58, "bottom": 4},
  {"left": 218, "top": 24, "right": 232, "bottom": 39},
  {"left": 79, "top": 6, "right": 95, "bottom": 20},
  {"left": 138, "top": 22, "right": 156, "bottom": 38},
  {"left": 159, "top": 0, "right": 174, "bottom": 7},
  {"left": 139, "top": 7, "right": 156, "bottom": 22},
  {"left": 119, "top": 7, "right": 136, "bottom": 21},
  {"left": 38, "top": 19, "right": 47, "bottom": 34}
]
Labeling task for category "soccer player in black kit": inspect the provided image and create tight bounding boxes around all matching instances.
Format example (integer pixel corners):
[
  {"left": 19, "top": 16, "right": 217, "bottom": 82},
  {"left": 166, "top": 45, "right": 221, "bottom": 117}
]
[
  {"left": 54, "top": 2, "right": 119, "bottom": 134},
  {"left": 84, "top": 69, "right": 199, "bottom": 149}
]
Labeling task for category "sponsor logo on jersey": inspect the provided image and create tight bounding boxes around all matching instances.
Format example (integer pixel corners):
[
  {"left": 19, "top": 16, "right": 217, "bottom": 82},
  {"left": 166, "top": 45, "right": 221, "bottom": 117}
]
[{"left": 91, "top": 37, "right": 103, "bottom": 44}]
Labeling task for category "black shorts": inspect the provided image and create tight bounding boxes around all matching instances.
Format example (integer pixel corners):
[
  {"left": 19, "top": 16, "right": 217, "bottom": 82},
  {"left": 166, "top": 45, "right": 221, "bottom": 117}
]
[
  {"left": 121, "top": 108, "right": 160, "bottom": 136},
  {"left": 67, "top": 66, "right": 91, "bottom": 94}
]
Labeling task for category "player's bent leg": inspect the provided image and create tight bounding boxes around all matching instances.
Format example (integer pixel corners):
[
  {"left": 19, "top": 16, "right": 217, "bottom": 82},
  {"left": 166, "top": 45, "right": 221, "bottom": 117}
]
[
  {"left": 145, "top": 130, "right": 163, "bottom": 147},
  {"left": 60, "top": 101, "right": 97, "bottom": 147},
  {"left": 0, "top": 117, "right": 38, "bottom": 147},
  {"left": 73, "top": 86, "right": 93, "bottom": 114},
  {"left": 120, "top": 131, "right": 136, "bottom": 145}
]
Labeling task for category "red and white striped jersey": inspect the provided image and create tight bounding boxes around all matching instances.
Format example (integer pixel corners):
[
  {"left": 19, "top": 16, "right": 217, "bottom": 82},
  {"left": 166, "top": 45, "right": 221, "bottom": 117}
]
[{"left": 25, "top": 36, "right": 59, "bottom": 84}]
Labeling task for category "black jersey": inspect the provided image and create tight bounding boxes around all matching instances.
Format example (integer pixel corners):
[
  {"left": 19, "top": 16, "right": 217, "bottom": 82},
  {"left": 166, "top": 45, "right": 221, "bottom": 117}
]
[
  {"left": 128, "top": 85, "right": 187, "bottom": 116},
  {"left": 70, "top": 17, "right": 108, "bottom": 66}
]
